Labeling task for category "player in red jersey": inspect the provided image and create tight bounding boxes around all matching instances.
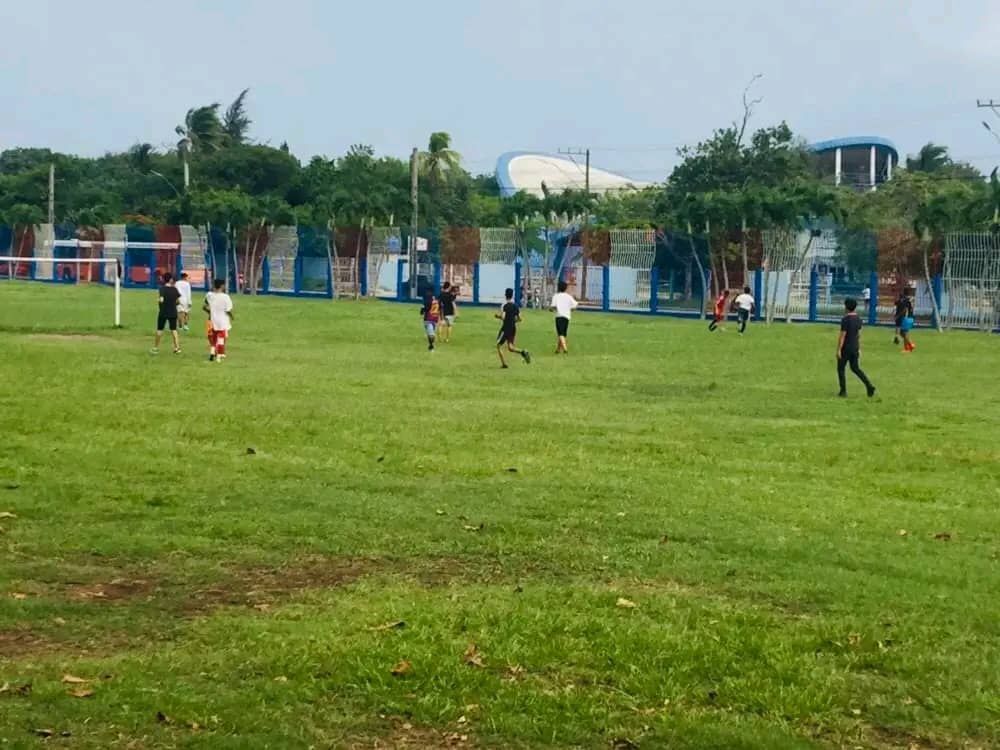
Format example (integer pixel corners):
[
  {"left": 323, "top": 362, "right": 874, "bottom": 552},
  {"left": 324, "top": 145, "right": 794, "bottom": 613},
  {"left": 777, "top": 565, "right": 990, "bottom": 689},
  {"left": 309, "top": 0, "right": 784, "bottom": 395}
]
[{"left": 708, "top": 289, "right": 729, "bottom": 332}]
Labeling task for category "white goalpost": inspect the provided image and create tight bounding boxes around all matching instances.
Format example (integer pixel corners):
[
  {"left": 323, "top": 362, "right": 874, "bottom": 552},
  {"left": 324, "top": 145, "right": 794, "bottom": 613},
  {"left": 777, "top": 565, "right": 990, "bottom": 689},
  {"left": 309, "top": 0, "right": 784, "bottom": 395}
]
[{"left": 0, "top": 238, "right": 180, "bottom": 328}]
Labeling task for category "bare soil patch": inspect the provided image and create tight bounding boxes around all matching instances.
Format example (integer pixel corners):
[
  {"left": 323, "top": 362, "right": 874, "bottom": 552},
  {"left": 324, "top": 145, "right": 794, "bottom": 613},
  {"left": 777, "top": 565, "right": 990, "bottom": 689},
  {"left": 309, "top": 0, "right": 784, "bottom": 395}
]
[
  {"left": 26, "top": 333, "right": 106, "bottom": 342},
  {"left": 352, "top": 720, "right": 475, "bottom": 749}
]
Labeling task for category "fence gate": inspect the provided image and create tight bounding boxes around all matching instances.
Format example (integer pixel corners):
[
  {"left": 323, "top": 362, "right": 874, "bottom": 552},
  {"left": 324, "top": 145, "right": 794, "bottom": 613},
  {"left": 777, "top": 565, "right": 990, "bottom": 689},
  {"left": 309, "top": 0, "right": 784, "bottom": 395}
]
[
  {"left": 943, "top": 233, "right": 1000, "bottom": 331},
  {"left": 608, "top": 229, "right": 655, "bottom": 310},
  {"left": 367, "top": 227, "right": 402, "bottom": 298},
  {"left": 479, "top": 228, "right": 518, "bottom": 304},
  {"left": 266, "top": 226, "right": 298, "bottom": 293}
]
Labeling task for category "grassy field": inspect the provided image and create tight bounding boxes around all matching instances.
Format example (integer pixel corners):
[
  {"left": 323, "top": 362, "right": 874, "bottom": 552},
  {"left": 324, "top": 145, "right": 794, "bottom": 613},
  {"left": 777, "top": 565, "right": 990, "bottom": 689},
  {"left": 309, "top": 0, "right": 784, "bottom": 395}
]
[{"left": 1, "top": 282, "right": 998, "bottom": 749}]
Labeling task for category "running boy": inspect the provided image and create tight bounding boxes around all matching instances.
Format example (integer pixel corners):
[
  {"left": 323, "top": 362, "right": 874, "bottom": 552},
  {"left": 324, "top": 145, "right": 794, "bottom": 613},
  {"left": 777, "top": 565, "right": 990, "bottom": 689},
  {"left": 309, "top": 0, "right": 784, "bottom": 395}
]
[
  {"left": 438, "top": 282, "right": 457, "bottom": 343},
  {"left": 175, "top": 272, "right": 193, "bottom": 331},
  {"left": 495, "top": 287, "right": 531, "bottom": 368},
  {"left": 204, "top": 279, "right": 234, "bottom": 362},
  {"left": 421, "top": 290, "right": 440, "bottom": 351},
  {"left": 708, "top": 289, "right": 729, "bottom": 332},
  {"left": 733, "top": 286, "right": 755, "bottom": 334},
  {"left": 550, "top": 280, "right": 578, "bottom": 353},
  {"left": 152, "top": 272, "right": 182, "bottom": 355},
  {"left": 837, "top": 297, "right": 876, "bottom": 398},
  {"left": 893, "top": 289, "right": 914, "bottom": 347}
]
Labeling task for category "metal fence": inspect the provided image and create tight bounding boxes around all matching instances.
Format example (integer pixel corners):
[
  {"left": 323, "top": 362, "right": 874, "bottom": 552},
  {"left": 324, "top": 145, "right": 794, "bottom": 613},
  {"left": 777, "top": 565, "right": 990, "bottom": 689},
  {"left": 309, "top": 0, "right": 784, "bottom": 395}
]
[{"left": 3, "top": 222, "right": 998, "bottom": 332}]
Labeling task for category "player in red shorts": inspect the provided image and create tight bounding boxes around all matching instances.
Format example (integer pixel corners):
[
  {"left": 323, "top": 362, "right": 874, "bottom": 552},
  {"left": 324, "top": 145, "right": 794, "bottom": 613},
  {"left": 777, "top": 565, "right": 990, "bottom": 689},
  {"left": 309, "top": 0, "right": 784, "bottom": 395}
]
[{"left": 708, "top": 289, "right": 729, "bottom": 332}]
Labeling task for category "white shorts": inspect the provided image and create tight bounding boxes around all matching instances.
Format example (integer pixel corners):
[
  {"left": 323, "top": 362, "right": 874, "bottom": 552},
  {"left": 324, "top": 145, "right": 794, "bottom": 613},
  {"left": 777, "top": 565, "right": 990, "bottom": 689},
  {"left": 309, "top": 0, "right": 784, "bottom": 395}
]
[
  {"left": 178, "top": 301, "right": 192, "bottom": 313},
  {"left": 424, "top": 321, "right": 437, "bottom": 336},
  {"left": 443, "top": 315, "right": 455, "bottom": 326}
]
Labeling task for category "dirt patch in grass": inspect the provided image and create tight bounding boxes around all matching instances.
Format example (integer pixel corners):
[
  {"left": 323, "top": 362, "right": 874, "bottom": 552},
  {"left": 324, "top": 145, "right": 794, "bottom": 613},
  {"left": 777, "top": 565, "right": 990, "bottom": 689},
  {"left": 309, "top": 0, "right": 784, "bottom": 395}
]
[
  {"left": 352, "top": 720, "right": 475, "bottom": 749},
  {"left": 0, "top": 627, "right": 59, "bottom": 658},
  {"left": 863, "top": 724, "right": 958, "bottom": 750}
]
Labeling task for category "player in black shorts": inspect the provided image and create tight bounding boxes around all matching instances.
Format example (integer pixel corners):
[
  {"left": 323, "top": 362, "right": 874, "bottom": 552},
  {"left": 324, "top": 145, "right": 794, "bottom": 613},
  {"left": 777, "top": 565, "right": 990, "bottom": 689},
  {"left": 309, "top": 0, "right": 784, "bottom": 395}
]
[
  {"left": 151, "top": 272, "right": 182, "bottom": 355},
  {"left": 438, "top": 281, "right": 458, "bottom": 343},
  {"left": 495, "top": 287, "right": 531, "bottom": 369},
  {"left": 893, "top": 289, "right": 913, "bottom": 345},
  {"left": 837, "top": 297, "right": 875, "bottom": 398}
]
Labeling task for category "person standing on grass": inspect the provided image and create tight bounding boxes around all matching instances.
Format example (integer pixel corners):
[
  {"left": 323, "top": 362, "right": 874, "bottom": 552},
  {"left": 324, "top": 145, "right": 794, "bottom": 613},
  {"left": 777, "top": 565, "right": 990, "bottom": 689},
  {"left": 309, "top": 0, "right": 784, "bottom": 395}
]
[
  {"left": 204, "top": 279, "right": 234, "bottom": 362},
  {"left": 438, "top": 282, "right": 458, "bottom": 343},
  {"left": 175, "top": 272, "right": 193, "bottom": 331},
  {"left": 496, "top": 287, "right": 531, "bottom": 368},
  {"left": 708, "top": 288, "right": 729, "bottom": 332},
  {"left": 420, "top": 290, "right": 440, "bottom": 351},
  {"left": 550, "top": 280, "right": 578, "bottom": 353},
  {"left": 893, "top": 288, "right": 913, "bottom": 345},
  {"left": 151, "top": 273, "right": 181, "bottom": 355},
  {"left": 733, "top": 286, "right": 755, "bottom": 334},
  {"left": 837, "top": 297, "right": 876, "bottom": 398}
]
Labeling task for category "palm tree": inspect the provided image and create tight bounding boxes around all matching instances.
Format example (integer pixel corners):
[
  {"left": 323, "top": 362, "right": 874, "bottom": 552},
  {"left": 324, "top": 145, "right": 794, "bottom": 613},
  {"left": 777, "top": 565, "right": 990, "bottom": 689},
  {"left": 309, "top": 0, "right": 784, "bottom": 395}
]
[
  {"left": 420, "top": 132, "right": 461, "bottom": 184},
  {"left": 906, "top": 143, "right": 950, "bottom": 173},
  {"left": 128, "top": 142, "right": 156, "bottom": 173},
  {"left": 175, "top": 104, "right": 223, "bottom": 190},
  {"left": 223, "top": 89, "right": 252, "bottom": 146}
]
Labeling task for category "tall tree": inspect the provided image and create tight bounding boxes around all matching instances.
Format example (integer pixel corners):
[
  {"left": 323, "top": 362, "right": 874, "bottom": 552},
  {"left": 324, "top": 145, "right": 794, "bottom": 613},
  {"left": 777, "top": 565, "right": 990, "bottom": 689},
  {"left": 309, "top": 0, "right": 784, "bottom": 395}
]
[
  {"left": 175, "top": 104, "right": 224, "bottom": 189},
  {"left": 420, "top": 132, "right": 461, "bottom": 185},
  {"left": 223, "top": 89, "right": 252, "bottom": 145}
]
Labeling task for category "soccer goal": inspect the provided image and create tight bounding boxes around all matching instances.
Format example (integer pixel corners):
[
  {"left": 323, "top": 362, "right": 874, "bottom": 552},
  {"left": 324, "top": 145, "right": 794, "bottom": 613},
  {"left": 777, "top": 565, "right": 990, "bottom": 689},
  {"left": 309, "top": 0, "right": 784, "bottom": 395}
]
[{"left": 1, "top": 254, "right": 122, "bottom": 327}]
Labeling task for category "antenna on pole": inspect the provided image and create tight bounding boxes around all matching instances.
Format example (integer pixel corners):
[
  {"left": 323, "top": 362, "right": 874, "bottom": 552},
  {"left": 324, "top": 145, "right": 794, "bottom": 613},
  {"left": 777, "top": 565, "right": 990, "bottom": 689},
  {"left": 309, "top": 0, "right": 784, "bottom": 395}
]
[{"left": 558, "top": 148, "right": 591, "bottom": 194}]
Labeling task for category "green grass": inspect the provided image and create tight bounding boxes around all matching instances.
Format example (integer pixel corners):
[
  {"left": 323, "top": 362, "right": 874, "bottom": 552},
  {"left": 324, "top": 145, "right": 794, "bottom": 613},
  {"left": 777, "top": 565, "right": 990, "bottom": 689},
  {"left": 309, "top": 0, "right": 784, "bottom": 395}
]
[{"left": 1, "top": 282, "right": 998, "bottom": 749}]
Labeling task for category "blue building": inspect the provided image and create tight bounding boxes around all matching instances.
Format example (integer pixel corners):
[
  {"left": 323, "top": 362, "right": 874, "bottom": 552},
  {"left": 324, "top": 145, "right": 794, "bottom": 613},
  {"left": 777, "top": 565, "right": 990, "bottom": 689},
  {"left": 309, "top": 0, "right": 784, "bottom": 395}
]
[{"left": 808, "top": 136, "right": 898, "bottom": 190}]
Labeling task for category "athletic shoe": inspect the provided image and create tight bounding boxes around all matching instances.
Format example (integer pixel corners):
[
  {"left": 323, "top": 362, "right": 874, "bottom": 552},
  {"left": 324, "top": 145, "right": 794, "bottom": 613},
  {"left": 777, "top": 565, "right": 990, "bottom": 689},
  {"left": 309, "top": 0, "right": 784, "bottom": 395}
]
[
  {"left": 218, "top": 354, "right": 226, "bottom": 362},
  {"left": 837, "top": 391, "right": 847, "bottom": 398},
  {"left": 501, "top": 364, "right": 509, "bottom": 369},
  {"left": 867, "top": 386, "right": 877, "bottom": 398},
  {"left": 893, "top": 336, "right": 899, "bottom": 344},
  {"left": 522, "top": 350, "right": 532, "bottom": 364},
  {"left": 173, "top": 348, "right": 182, "bottom": 355},
  {"left": 149, "top": 348, "right": 159, "bottom": 355},
  {"left": 209, "top": 354, "right": 216, "bottom": 362}
]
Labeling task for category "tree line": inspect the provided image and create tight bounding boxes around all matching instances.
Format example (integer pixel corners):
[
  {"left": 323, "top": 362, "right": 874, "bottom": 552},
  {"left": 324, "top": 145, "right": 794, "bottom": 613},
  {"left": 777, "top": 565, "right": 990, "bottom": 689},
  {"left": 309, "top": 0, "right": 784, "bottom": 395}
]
[{"left": 1, "top": 89, "right": 998, "bottom": 275}]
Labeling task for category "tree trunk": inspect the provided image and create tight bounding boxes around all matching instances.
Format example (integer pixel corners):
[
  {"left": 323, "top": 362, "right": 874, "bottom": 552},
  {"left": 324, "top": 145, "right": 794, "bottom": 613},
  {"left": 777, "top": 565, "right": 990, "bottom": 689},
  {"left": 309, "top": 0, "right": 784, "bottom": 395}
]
[
  {"left": 687, "top": 222, "right": 707, "bottom": 320},
  {"left": 684, "top": 257, "right": 692, "bottom": 299},
  {"left": 740, "top": 216, "right": 750, "bottom": 288},
  {"left": 922, "top": 238, "right": 942, "bottom": 332}
]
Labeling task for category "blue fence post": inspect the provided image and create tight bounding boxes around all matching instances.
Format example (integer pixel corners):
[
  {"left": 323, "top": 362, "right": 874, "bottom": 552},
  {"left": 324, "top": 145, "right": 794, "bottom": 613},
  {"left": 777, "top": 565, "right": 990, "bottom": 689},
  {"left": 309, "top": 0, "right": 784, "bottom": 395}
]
[
  {"left": 395, "top": 258, "right": 405, "bottom": 301},
  {"left": 808, "top": 269, "right": 819, "bottom": 321},
  {"left": 472, "top": 262, "right": 480, "bottom": 304},
  {"left": 433, "top": 261, "right": 442, "bottom": 296},
  {"left": 602, "top": 264, "right": 611, "bottom": 312},
  {"left": 359, "top": 256, "right": 368, "bottom": 297},
  {"left": 294, "top": 255, "right": 302, "bottom": 295},
  {"left": 649, "top": 266, "right": 659, "bottom": 313},
  {"left": 868, "top": 271, "right": 878, "bottom": 326},
  {"left": 262, "top": 258, "right": 270, "bottom": 294},
  {"left": 513, "top": 258, "right": 522, "bottom": 306},
  {"left": 753, "top": 268, "right": 763, "bottom": 321},
  {"left": 931, "top": 274, "right": 943, "bottom": 329},
  {"left": 326, "top": 257, "right": 334, "bottom": 299}
]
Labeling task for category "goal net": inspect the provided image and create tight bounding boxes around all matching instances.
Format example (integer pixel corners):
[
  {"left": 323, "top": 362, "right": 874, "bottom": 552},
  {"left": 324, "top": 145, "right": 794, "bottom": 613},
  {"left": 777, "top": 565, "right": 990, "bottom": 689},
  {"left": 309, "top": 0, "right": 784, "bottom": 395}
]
[
  {"left": 0, "top": 254, "right": 122, "bottom": 328},
  {"left": 942, "top": 232, "right": 1000, "bottom": 331}
]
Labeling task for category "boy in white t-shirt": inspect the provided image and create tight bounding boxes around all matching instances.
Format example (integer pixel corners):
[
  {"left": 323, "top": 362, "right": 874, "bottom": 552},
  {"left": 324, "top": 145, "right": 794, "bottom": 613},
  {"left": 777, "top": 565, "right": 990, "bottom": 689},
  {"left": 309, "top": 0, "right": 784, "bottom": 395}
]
[
  {"left": 175, "top": 272, "right": 193, "bottom": 331},
  {"left": 733, "top": 286, "right": 755, "bottom": 334},
  {"left": 203, "top": 278, "right": 234, "bottom": 362},
  {"left": 550, "top": 280, "right": 579, "bottom": 354}
]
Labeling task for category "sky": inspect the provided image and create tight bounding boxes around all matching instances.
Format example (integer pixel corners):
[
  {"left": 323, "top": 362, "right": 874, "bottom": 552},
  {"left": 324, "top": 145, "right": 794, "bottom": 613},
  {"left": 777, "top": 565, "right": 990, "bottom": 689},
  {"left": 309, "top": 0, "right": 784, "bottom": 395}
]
[{"left": 1, "top": 0, "right": 999, "bottom": 180}]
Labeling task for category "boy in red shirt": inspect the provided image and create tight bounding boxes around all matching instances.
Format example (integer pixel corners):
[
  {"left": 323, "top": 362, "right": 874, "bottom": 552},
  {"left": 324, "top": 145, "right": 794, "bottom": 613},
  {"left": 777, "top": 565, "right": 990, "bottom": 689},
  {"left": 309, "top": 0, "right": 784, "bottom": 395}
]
[
  {"left": 421, "top": 291, "right": 440, "bottom": 351},
  {"left": 708, "top": 289, "right": 729, "bottom": 332}
]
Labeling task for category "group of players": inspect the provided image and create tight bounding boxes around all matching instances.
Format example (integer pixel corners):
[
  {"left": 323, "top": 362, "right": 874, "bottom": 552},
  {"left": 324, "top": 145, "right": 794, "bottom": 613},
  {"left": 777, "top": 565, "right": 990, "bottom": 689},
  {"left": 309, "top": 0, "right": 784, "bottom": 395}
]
[
  {"left": 152, "top": 272, "right": 234, "bottom": 362},
  {"left": 419, "top": 279, "right": 583, "bottom": 368}
]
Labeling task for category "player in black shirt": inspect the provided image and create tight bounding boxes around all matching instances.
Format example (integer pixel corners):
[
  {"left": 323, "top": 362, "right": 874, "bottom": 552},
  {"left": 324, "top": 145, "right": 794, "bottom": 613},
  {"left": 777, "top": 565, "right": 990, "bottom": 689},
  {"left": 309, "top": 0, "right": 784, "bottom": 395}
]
[
  {"left": 893, "top": 289, "right": 913, "bottom": 345},
  {"left": 837, "top": 298, "right": 875, "bottom": 398},
  {"left": 152, "top": 272, "right": 182, "bottom": 355},
  {"left": 438, "top": 281, "right": 458, "bottom": 343},
  {"left": 495, "top": 287, "right": 531, "bottom": 368}
]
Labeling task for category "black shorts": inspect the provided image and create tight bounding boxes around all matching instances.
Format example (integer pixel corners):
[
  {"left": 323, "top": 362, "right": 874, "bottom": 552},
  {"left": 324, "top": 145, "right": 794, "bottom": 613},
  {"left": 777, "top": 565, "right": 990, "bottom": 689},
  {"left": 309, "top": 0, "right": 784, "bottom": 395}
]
[
  {"left": 894, "top": 316, "right": 903, "bottom": 328},
  {"left": 555, "top": 317, "right": 569, "bottom": 337},
  {"left": 497, "top": 327, "right": 516, "bottom": 346},
  {"left": 737, "top": 309, "right": 750, "bottom": 322},
  {"left": 157, "top": 315, "right": 178, "bottom": 332}
]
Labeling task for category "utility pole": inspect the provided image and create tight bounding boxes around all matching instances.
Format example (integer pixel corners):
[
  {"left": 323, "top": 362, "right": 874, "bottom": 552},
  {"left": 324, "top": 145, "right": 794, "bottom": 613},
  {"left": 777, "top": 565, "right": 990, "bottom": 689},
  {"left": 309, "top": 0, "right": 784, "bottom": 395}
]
[
  {"left": 976, "top": 100, "right": 1000, "bottom": 145},
  {"left": 409, "top": 147, "right": 419, "bottom": 299},
  {"left": 558, "top": 148, "right": 590, "bottom": 193},
  {"left": 47, "top": 163, "right": 55, "bottom": 225}
]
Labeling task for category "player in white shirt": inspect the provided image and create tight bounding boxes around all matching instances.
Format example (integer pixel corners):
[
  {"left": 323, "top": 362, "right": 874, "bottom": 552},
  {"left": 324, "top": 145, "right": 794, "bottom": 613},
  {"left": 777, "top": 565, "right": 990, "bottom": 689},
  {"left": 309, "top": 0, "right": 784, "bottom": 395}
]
[
  {"left": 733, "top": 286, "right": 755, "bottom": 334},
  {"left": 550, "top": 280, "right": 579, "bottom": 354},
  {"left": 203, "top": 279, "right": 234, "bottom": 362},
  {"left": 175, "top": 272, "right": 193, "bottom": 331}
]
